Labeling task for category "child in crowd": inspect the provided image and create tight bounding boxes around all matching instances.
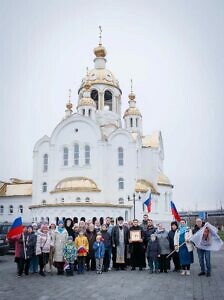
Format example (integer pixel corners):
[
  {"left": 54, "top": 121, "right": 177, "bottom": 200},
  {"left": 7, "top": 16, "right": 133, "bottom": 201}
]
[
  {"left": 147, "top": 234, "right": 161, "bottom": 274},
  {"left": 74, "top": 230, "right": 89, "bottom": 274},
  {"left": 63, "top": 236, "right": 76, "bottom": 276},
  {"left": 93, "top": 233, "right": 105, "bottom": 274}
]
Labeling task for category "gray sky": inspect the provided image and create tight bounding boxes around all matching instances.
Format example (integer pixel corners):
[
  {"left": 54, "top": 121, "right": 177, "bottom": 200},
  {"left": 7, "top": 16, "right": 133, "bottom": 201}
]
[{"left": 0, "top": 0, "right": 224, "bottom": 211}]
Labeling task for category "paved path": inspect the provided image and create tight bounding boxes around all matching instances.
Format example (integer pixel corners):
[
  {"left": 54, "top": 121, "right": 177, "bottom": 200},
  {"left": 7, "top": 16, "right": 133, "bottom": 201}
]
[{"left": 0, "top": 247, "right": 224, "bottom": 300}]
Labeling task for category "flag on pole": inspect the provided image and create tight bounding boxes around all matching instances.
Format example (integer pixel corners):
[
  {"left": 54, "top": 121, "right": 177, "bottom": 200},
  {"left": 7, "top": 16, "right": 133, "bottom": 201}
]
[
  {"left": 190, "top": 222, "right": 223, "bottom": 251},
  {"left": 7, "top": 217, "right": 23, "bottom": 239},
  {"left": 170, "top": 201, "right": 181, "bottom": 222},
  {"left": 144, "top": 193, "right": 152, "bottom": 213}
]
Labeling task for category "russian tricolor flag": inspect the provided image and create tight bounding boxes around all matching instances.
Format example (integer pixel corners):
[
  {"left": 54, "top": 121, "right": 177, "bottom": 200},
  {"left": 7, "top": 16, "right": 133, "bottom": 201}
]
[
  {"left": 7, "top": 217, "right": 23, "bottom": 239},
  {"left": 170, "top": 201, "right": 181, "bottom": 222},
  {"left": 144, "top": 193, "right": 152, "bottom": 213}
]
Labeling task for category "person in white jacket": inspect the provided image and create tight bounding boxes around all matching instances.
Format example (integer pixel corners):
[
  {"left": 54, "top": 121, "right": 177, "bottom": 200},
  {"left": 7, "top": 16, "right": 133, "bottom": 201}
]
[{"left": 174, "top": 219, "right": 194, "bottom": 276}]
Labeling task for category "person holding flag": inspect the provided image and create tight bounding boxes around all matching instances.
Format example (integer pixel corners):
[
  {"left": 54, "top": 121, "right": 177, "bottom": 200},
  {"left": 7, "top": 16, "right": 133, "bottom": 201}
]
[
  {"left": 191, "top": 220, "right": 223, "bottom": 277},
  {"left": 174, "top": 219, "right": 194, "bottom": 276}
]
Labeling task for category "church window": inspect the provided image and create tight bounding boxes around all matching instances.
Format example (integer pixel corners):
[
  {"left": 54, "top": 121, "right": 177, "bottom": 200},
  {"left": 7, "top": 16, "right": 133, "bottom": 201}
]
[
  {"left": 136, "top": 118, "right": 138, "bottom": 127},
  {"left": 125, "top": 210, "right": 128, "bottom": 221},
  {"left": 43, "top": 154, "right": 48, "bottom": 172},
  {"left": 104, "top": 90, "right": 113, "bottom": 111},
  {"left": 18, "top": 205, "right": 23, "bottom": 214},
  {"left": 88, "top": 109, "right": 91, "bottom": 117},
  {"left": 82, "top": 109, "right": 85, "bottom": 115},
  {"left": 91, "top": 89, "right": 99, "bottom": 109},
  {"left": 9, "top": 205, "right": 13, "bottom": 214},
  {"left": 130, "top": 118, "right": 133, "bottom": 127},
  {"left": 85, "top": 197, "right": 90, "bottom": 203},
  {"left": 42, "top": 182, "right": 47, "bottom": 193},
  {"left": 0, "top": 205, "right": 4, "bottom": 214},
  {"left": 118, "top": 147, "right": 124, "bottom": 166},
  {"left": 63, "top": 147, "right": 69, "bottom": 166},
  {"left": 85, "top": 145, "right": 90, "bottom": 165},
  {"left": 118, "top": 178, "right": 124, "bottom": 190},
  {"left": 42, "top": 200, "right": 46, "bottom": 206},
  {"left": 61, "top": 198, "right": 64, "bottom": 203},
  {"left": 165, "top": 193, "right": 168, "bottom": 212},
  {"left": 76, "top": 197, "right": 81, "bottom": 203},
  {"left": 119, "top": 198, "right": 124, "bottom": 204},
  {"left": 74, "top": 143, "right": 79, "bottom": 165}
]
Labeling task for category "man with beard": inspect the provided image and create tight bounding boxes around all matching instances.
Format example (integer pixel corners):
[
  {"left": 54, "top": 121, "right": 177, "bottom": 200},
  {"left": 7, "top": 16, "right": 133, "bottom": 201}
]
[
  {"left": 112, "top": 216, "right": 129, "bottom": 270},
  {"left": 129, "top": 219, "right": 145, "bottom": 270}
]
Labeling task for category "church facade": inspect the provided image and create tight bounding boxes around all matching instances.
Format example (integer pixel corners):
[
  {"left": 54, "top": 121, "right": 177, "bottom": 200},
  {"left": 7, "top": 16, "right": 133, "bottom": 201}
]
[{"left": 29, "top": 38, "right": 174, "bottom": 225}]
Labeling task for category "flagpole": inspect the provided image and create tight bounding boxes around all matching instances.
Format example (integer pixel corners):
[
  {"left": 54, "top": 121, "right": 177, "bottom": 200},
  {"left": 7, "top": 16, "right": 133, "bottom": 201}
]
[
  {"left": 22, "top": 232, "right": 27, "bottom": 260},
  {"left": 166, "top": 242, "right": 186, "bottom": 259}
]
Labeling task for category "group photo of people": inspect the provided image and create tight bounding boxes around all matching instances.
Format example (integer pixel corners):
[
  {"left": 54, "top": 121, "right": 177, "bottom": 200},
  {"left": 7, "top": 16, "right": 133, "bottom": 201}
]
[{"left": 8, "top": 214, "right": 220, "bottom": 278}]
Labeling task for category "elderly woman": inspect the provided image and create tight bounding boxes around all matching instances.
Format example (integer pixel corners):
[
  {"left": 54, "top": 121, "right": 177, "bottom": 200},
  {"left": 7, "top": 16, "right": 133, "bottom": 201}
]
[
  {"left": 174, "top": 219, "right": 194, "bottom": 275},
  {"left": 155, "top": 223, "right": 170, "bottom": 273},
  {"left": 53, "top": 220, "right": 68, "bottom": 275}
]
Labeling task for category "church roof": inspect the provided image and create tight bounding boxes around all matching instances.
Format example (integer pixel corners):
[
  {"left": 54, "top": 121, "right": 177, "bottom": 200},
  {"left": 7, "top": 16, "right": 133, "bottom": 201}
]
[
  {"left": 0, "top": 178, "right": 32, "bottom": 197},
  {"left": 142, "top": 132, "right": 160, "bottom": 148},
  {"left": 157, "top": 173, "right": 173, "bottom": 188},
  {"left": 135, "top": 179, "right": 159, "bottom": 195},
  {"left": 51, "top": 177, "right": 101, "bottom": 193}
]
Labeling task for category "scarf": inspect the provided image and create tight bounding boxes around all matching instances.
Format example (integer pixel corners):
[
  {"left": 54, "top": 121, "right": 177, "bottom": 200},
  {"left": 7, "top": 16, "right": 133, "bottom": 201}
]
[
  {"left": 58, "top": 227, "right": 64, "bottom": 234},
  {"left": 179, "top": 225, "right": 187, "bottom": 235}
]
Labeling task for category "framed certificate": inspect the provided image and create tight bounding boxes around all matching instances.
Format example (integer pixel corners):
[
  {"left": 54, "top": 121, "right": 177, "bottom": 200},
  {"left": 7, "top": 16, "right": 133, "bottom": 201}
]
[{"left": 130, "top": 230, "right": 141, "bottom": 242}]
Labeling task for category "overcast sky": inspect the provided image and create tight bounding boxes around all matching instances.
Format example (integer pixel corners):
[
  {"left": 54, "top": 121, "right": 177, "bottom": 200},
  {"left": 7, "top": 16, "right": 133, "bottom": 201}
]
[{"left": 0, "top": 0, "right": 223, "bottom": 211}]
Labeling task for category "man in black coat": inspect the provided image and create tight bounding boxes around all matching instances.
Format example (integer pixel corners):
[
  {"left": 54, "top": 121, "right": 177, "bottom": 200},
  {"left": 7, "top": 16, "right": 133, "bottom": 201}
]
[{"left": 112, "top": 216, "right": 129, "bottom": 270}]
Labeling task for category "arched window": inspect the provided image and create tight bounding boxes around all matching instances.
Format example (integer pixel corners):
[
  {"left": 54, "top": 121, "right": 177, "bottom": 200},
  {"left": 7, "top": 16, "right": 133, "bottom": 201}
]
[
  {"left": 136, "top": 118, "right": 138, "bottom": 127},
  {"left": 63, "top": 147, "right": 69, "bottom": 166},
  {"left": 104, "top": 90, "right": 113, "bottom": 111},
  {"left": 85, "top": 197, "right": 90, "bottom": 203},
  {"left": 119, "top": 198, "right": 124, "bottom": 204},
  {"left": 43, "top": 154, "right": 48, "bottom": 172},
  {"left": 74, "top": 143, "right": 79, "bottom": 165},
  {"left": 61, "top": 198, "right": 64, "bottom": 203},
  {"left": 42, "top": 200, "right": 46, "bottom": 206},
  {"left": 42, "top": 182, "right": 47, "bottom": 193},
  {"left": 0, "top": 205, "right": 4, "bottom": 214},
  {"left": 85, "top": 145, "right": 90, "bottom": 165},
  {"left": 125, "top": 210, "right": 128, "bottom": 221},
  {"left": 18, "top": 205, "right": 23, "bottom": 214},
  {"left": 118, "top": 147, "right": 124, "bottom": 166},
  {"left": 118, "top": 178, "right": 124, "bottom": 190},
  {"left": 9, "top": 205, "right": 13, "bottom": 214},
  {"left": 76, "top": 197, "right": 81, "bottom": 203},
  {"left": 130, "top": 118, "right": 133, "bottom": 127},
  {"left": 88, "top": 109, "right": 91, "bottom": 117},
  {"left": 91, "top": 89, "right": 99, "bottom": 109},
  {"left": 82, "top": 109, "right": 85, "bottom": 116}
]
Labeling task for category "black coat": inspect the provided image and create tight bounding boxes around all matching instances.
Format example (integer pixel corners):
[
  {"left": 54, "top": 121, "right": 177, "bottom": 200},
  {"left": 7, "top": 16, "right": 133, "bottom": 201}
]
[
  {"left": 143, "top": 225, "right": 156, "bottom": 246},
  {"left": 64, "top": 218, "right": 75, "bottom": 240},
  {"left": 111, "top": 225, "right": 129, "bottom": 246},
  {"left": 168, "top": 230, "right": 176, "bottom": 250},
  {"left": 101, "top": 230, "right": 111, "bottom": 249},
  {"left": 147, "top": 239, "right": 161, "bottom": 259},
  {"left": 18, "top": 232, "right": 36, "bottom": 259}
]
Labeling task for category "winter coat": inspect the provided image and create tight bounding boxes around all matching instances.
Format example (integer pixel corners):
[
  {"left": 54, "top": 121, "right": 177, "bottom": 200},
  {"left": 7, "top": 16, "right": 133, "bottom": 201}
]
[
  {"left": 174, "top": 228, "right": 194, "bottom": 252},
  {"left": 10, "top": 233, "right": 36, "bottom": 259},
  {"left": 36, "top": 230, "right": 52, "bottom": 255},
  {"left": 155, "top": 230, "right": 170, "bottom": 255},
  {"left": 168, "top": 230, "right": 176, "bottom": 251},
  {"left": 101, "top": 230, "right": 111, "bottom": 249},
  {"left": 112, "top": 225, "right": 129, "bottom": 246},
  {"left": 85, "top": 229, "right": 97, "bottom": 257},
  {"left": 63, "top": 241, "right": 76, "bottom": 263},
  {"left": 147, "top": 239, "right": 161, "bottom": 260},
  {"left": 53, "top": 228, "right": 68, "bottom": 262},
  {"left": 141, "top": 220, "right": 148, "bottom": 231},
  {"left": 143, "top": 225, "right": 156, "bottom": 246},
  {"left": 74, "top": 235, "right": 89, "bottom": 257},
  {"left": 93, "top": 241, "right": 105, "bottom": 259}
]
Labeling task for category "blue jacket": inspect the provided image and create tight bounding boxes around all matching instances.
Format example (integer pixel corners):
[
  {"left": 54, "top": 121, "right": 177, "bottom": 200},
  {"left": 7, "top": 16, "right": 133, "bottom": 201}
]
[{"left": 93, "top": 241, "right": 105, "bottom": 259}]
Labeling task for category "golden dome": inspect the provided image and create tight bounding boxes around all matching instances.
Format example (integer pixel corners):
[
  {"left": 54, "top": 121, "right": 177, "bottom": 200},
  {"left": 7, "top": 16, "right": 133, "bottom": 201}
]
[
  {"left": 157, "top": 173, "right": 173, "bottom": 188},
  {"left": 124, "top": 107, "right": 142, "bottom": 117},
  {"left": 135, "top": 179, "right": 159, "bottom": 195},
  {"left": 128, "top": 92, "right": 136, "bottom": 101},
  {"left": 66, "top": 102, "right": 73, "bottom": 110},
  {"left": 78, "top": 97, "right": 96, "bottom": 108},
  {"left": 83, "top": 80, "right": 91, "bottom": 90},
  {"left": 51, "top": 177, "right": 101, "bottom": 193},
  {"left": 94, "top": 45, "right": 107, "bottom": 58}
]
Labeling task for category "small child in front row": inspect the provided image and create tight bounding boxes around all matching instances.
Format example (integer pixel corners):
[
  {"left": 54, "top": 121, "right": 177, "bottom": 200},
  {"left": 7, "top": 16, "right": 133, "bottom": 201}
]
[
  {"left": 63, "top": 236, "right": 76, "bottom": 276},
  {"left": 93, "top": 233, "right": 105, "bottom": 274},
  {"left": 147, "top": 234, "right": 161, "bottom": 274}
]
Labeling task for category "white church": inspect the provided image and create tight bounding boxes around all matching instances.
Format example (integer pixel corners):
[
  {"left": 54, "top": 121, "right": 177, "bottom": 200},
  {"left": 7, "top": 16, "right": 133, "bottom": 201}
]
[{"left": 0, "top": 33, "right": 174, "bottom": 225}]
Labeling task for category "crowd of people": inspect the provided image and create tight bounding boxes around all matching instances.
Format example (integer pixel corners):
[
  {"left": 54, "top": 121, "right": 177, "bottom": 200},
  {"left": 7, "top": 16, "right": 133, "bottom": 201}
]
[{"left": 9, "top": 215, "right": 211, "bottom": 278}]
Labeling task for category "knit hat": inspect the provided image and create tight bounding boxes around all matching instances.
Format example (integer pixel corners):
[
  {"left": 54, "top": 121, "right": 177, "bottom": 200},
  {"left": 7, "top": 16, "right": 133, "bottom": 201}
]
[
  {"left": 32, "top": 223, "right": 37, "bottom": 227},
  {"left": 27, "top": 225, "right": 33, "bottom": 229},
  {"left": 67, "top": 236, "right": 73, "bottom": 241},
  {"left": 58, "top": 220, "right": 64, "bottom": 225}
]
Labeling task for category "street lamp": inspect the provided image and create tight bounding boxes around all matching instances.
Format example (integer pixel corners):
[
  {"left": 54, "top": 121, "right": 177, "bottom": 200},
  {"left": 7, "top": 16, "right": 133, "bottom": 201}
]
[{"left": 128, "top": 193, "right": 141, "bottom": 219}]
